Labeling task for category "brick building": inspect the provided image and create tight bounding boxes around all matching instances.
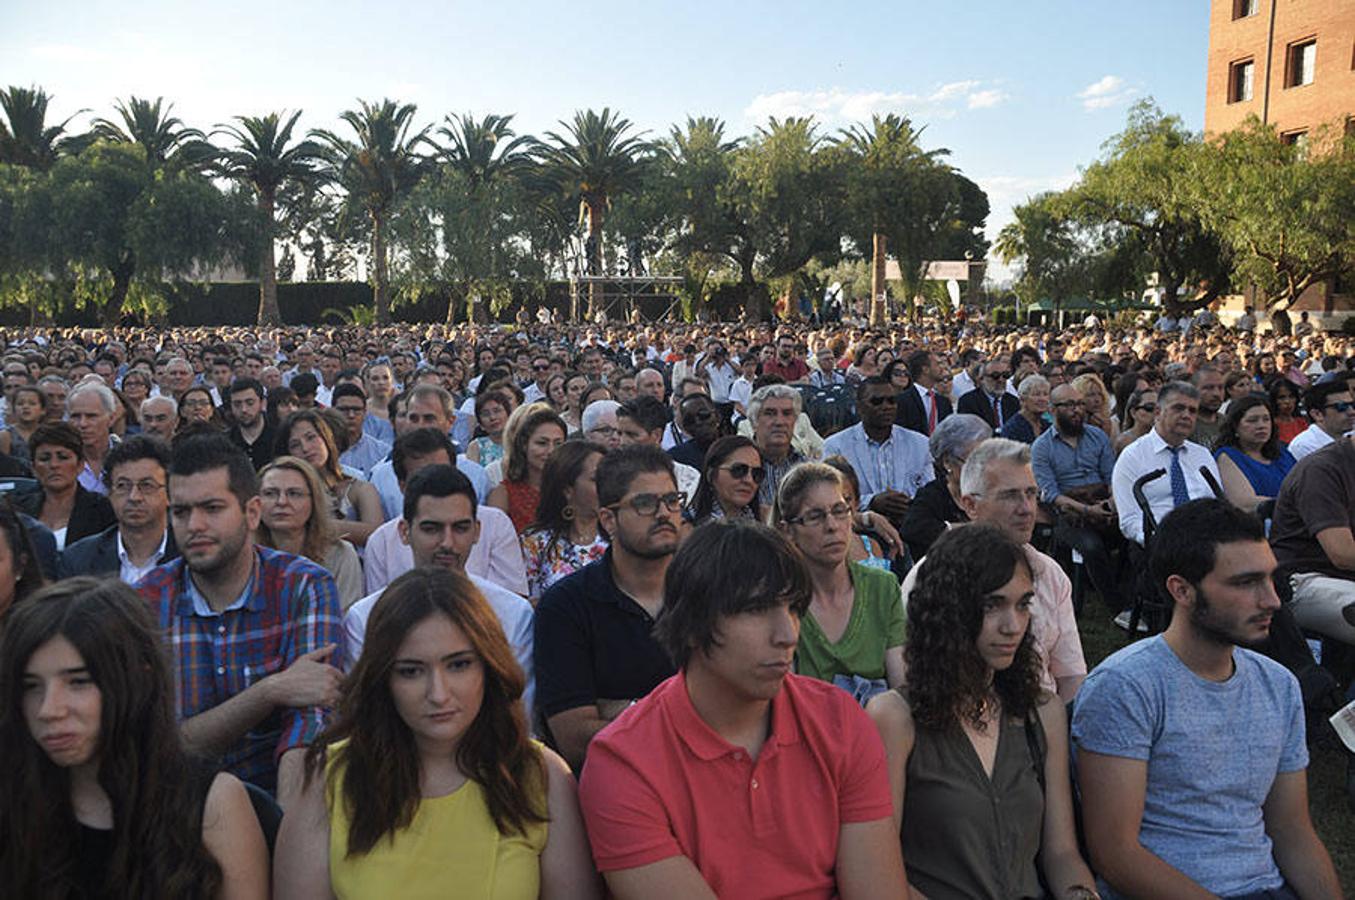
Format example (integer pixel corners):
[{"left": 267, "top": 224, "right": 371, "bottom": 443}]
[{"left": 1205, "top": 0, "right": 1355, "bottom": 142}]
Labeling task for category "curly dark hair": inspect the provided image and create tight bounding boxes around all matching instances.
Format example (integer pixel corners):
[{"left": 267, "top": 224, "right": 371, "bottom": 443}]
[
  {"left": 1216, "top": 395, "right": 1282, "bottom": 460},
  {"left": 0, "top": 577, "right": 222, "bottom": 898},
  {"left": 905, "top": 523, "right": 1043, "bottom": 731},
  {"left": 305, "top": 567, "right": 545, "bottom": 857}
]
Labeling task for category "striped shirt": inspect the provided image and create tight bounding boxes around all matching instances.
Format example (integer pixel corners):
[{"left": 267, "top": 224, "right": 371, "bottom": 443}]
[{"left": 138, "top": 546, "right": 343, "bottom": 792}]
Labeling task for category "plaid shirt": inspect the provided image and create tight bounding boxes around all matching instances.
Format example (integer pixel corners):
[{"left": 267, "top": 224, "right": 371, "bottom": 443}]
[{"left": 139, "top": 546, "right": 343, "bottom": 792}]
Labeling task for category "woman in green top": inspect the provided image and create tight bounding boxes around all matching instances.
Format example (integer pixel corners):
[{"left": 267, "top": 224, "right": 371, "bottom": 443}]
[{"left": 775, "top": 462, "right": 905, "bottom": 705}]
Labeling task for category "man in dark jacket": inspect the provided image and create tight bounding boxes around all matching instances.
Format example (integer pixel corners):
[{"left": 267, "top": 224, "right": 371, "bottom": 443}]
[{"left": 58, "top": 435, "right": 178, "bottom": 582}]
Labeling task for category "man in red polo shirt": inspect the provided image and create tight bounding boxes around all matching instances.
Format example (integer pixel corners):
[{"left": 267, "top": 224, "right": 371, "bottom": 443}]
[
  {"left": 578, "top": 521, "right": 904, "bottom": 900},
  {"left": 763, "top": 332, "right": 811, "bottom": 383}
]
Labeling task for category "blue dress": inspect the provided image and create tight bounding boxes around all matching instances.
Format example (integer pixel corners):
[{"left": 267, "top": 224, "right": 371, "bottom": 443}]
[{"left": 1215, "top": 445, "right": 1295, "bottom": 497}]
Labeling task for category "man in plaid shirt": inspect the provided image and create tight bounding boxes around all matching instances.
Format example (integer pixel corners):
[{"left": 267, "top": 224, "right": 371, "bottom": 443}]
[{"left": 139, "top": 434, "right": 343, "bottom": 808}]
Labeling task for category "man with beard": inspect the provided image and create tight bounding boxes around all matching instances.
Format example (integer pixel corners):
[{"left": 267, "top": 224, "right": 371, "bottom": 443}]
[
  {"left": 535, "top": 445, "right": 683, "bottom": 771},
  {"left": 1033, "top": 383, "right": 1124, "bottom": 617},
  {"left": 1073, "top": 500, "right": 1340, "bottom": 900},
  {"left": 1190, "top": 366, "right": 1226, "bottom": 448},
  {"left": 138, "top": 434, "right": 343, "bottom": 807},
  {"left": 226, "top": 378, "right": 276, "bottom": 471},
  {"left": 763, "top": 333, "right": 810, "bottom": 384}
]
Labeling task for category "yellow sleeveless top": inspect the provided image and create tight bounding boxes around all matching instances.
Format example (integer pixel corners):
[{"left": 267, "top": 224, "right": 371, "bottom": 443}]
[{"left": 326, "top": 745, "right": 549, "bottom": 900}]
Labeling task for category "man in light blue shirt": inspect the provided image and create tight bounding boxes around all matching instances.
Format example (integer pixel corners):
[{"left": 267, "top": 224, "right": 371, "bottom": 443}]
[{"left": 822, "top": 376, "right": 932, "bottom": 522}]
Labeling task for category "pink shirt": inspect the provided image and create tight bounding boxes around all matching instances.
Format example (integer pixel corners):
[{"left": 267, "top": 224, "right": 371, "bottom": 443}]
[
  {"left": 579, "top": 671, "right": 893, "bottom": 899},
  {"left": 361, "top": 505, "right": 528, "bottom": 597}
]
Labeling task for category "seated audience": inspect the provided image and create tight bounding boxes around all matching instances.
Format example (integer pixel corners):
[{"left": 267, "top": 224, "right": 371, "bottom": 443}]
[
  {"left": 19, "top": 422, "right": 116, "bottom": 551},
  {"left": 255, "top": 456, "right": 365, "bottom": 609}
]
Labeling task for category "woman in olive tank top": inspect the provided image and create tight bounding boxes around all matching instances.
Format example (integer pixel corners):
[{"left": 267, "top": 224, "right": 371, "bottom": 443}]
[{"left": 868, "top": 524, "right": 1098, "bottom": 900}]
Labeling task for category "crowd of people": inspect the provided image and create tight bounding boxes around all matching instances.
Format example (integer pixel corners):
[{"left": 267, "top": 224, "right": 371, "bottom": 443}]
[{"left": 0, "top": 309, "right": 1351, "bottom": 899}]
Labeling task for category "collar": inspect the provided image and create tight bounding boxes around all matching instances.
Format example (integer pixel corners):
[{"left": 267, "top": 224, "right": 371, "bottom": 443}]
[
  {"left": 117, "top": 528, "right": 169, "bottom": 567},
  {"left": 665, "top": 669, "right": 801, "bottom": 762},
  {"left": 180, "top": 548, "right": 263, "bottom": 617}
]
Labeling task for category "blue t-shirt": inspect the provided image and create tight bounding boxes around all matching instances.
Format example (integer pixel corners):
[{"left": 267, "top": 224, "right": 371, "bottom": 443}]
[{"left": 1071, "top": 636, "right": 1307, "bottom": 898}]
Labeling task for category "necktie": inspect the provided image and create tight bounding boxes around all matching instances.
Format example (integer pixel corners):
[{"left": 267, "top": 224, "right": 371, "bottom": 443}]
[
  {"left": 1168, "top": 446, "right": 1190, "bottom": 507},
  {"left": 992, "top": 394, "right": 1002, "bottom": 428},
  {"left": 927, "top": 390, "right": 938, "bottom": 434}
]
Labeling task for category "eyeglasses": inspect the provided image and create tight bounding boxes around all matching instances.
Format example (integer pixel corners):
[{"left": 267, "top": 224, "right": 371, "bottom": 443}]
[
  {"left": 1325, "top": 401, "right": 1354, "bottom": 413},
  {"left": 785, "top": 503, "right": 853, "bottom": 528},
  {"left": 533, "top": 363, "right": 551, "bottom": 371},
  {"left": 588, "top": 425, "right": 619, "bottom": 437},
  {"left": 611, "top": 491, "right": 687, "bottom": 516},
  {"left": 683, "top": 408, "right": 714, "bottom": 423},
  {"left": 1136, "top": 403, "right": 1158, "bottom": 413},
  {"left": 1052, "top": 400, "right": 1085, "bottom": 409},
  {"left": 865, "top": 395, "right": 897, "bottom": 407},
  {"left": 718, "top": 463, "right": 766, "bottom": 483},
  {"left": 110, "top": 479, "right": 164, "bottom": 497},
  {"left": 261, "top": 487, "right": 310, "bottom": 503},
  {"left": 985, "top": 371, "right": 1011, "bottom": 380},
  {"left": 181, "top": 398, "right": 212, "bottom": 409}
]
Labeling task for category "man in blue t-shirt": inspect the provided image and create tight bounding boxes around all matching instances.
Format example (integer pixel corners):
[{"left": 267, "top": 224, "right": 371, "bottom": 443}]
[{"left": 1072, "top": 499, "right": 1340, "bottom": 900}]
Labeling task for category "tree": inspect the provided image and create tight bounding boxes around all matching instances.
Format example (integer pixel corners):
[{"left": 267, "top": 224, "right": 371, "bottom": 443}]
[
  {"left": 91, "top": 96, "right": 214, "bottom": 171},
  {"left": 213, "top": 110, "right": 327, "bottom": 325},
  {"left": 0, "top": 86, "right": 89, "bottom": 170},
  {"left": 1057, "top": 100, "right": 1229, "bottom": 316},
  {"left": 994, "top": 192, "right": 1087, "bottom": 318},
  {"left": 838, "top": 114, "right": 952, "bottom": 324},
  {"left": 313, "top": 99, "right": 432, "bottom": 324},
  {"left": 1191, "top": 119, "right": 1355, "bottom": 310},
  {"left": 660, "top": 117, "right": 743, "bottom": 317},
  {"left": 536, "top": 108, "right": 650, "bottom": 319}
]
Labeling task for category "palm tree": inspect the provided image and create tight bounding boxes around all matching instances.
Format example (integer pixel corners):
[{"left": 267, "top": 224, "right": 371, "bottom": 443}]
[
  {"left": 91, "top": 96, "right": 212, "bottom": 170},
  {"left": 0, "top": 85, "right": 88, "bottom": 170},
  {"left": 438, "top": 112, "right": 532, "bottom": 187},
  {"left": 536, "top": 108, "right": 649, "bottom": 320},
  {"left": 212, "top": 111, "right": 327, "bottom": 325},
  {"left": 312, "top": 99, "right": 431, "bottom": 325},
  {"left": 838, "top": 114, "right": 948, "bottom": 324}
]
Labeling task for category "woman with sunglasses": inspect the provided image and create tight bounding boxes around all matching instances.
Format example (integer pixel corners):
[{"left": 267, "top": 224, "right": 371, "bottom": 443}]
[
  {"left": 776, "top": 462, "right": 905, "bottom": 705},
  {"left": 520, "top": 441, "right": 609, "bottom": 605},
  {"left": 1113, "top": 387, "right": 1158, "bottom": 456},
  {"left": 689, "top": 436, "right": 765, "bottom": 524},
  {"left": 0, "top": 577, "right": 268, "bottom": 898}
]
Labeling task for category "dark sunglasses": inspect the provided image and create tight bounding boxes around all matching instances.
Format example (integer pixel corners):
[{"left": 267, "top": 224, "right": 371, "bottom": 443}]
[
  {"left": 1136, "top": 403, "right": 1158, "bottom": 413},
  {"left": 865, "top": 395, "right": 897, "bottom": 407},
  {"left": 683, "top": 408, "right": 715, "bottom": 422},
  {"left": 1326, "top": 401, "right": 1355, "bottom": 413},
  {"left": 719, "top": 463, "right": 767, "bottom": 483}
]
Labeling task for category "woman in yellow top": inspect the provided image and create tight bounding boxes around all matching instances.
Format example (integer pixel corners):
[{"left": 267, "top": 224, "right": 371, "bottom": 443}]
[{"left": 274, "top": 567, "right": 600, "bottom": 900}]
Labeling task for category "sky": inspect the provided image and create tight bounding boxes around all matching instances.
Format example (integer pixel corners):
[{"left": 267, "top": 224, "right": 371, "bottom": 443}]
[{"left": 1, "top": 0, "right": 1212, "bottom": 281}]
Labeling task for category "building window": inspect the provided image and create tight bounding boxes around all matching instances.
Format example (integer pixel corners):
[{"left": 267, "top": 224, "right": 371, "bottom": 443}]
[
  {"left": 1229, "top": 59, "right": 1255, "bottom": 102},
  {"left": 1286, "top": 39, "right": 1316, "bottom": 87},
  {"left": 1232, "top": 0, "right": 1258, "bottom": 19},
  {"left": 1280, "top": 130, "right": 1309, "bottom": 149}
]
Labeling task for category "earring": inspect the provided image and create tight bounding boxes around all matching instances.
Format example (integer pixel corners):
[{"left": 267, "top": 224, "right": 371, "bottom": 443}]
[{"left": 562, "top": 504, "right": 575, "bottom": 521}]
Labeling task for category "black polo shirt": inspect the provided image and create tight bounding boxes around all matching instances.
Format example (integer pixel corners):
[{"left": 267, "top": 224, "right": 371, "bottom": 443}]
[
  {"left": 229, "top": 421, "right": 277, "bottom": 472},
  {"left": 534, "top": 549, "right": 676, "bottom": 719}
]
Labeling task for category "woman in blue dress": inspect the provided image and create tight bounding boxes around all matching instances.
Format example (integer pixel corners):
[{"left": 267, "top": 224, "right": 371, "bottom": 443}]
[{"left": 1213, "top": 395, "right": 1296, "bottom": 511}]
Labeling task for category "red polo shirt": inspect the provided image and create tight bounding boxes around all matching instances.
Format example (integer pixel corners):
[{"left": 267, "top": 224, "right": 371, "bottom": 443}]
[
  {"left": 579, "top": 670, "right": 893, "bottom": 899},
  {"left": 764, "top": 356, "right": 810, "bottom": 382}
]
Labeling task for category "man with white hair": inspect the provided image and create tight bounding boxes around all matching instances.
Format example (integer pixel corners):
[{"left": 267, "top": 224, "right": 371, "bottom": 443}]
[
  {"left": 583, "top": 399, "right": 623, "bottom": 451},
  {"left": 140, "top": 396, "right": 179, "bottom": 444},
  {"left": 67, "top": 381, "right": 118, "bottom": 495},
  {"left": 902, "top": 438, "right": 1087, "bottom": 703},
  {"left": 161, "top": 357, "right": 195, "bottom": 400},
  {"left": 750, "top": 383, "right": 807, "bottom": 509}
]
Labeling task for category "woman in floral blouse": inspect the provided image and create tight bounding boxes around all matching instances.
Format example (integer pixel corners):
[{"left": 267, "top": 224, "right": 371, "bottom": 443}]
[{"left": 519, "top": 440, "right": 609, "bottom": 604}]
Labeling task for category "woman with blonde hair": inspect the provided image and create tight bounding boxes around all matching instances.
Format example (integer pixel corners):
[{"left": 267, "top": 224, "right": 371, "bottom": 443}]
[
  {"left": 1070, "top": 372, "right": 1118, "bottom": 443},
  {"left": 276, "top": 410, "right": 383, "bottom": 547},
  {"left": 255, "top": 456, "right": 365, "bottom": 609}
]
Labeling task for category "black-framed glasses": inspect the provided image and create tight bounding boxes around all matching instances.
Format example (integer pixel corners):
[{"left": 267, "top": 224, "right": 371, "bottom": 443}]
[
  {"left": 985, "top": 370, "right": 1011, "bottom": 380},
  {"left": 785, "top": 503, "right": 853, "bottom": 528},
  {"left": 718, "top": 463, "right": 766, "bottom": 483},
  {"left": 1326, "top": 401, "right": 1354, "bottom": 413},
  {"left": 611, "top": 491, "right": 687, "bottom": 516},
  {"left": 1052, "top": 400, "right": 1085, "bottom": 409}
]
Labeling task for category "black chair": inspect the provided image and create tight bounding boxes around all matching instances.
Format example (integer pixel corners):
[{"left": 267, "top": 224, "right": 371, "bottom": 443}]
[{"left": 244, "top": 781, "right": 284, "bottom": 855}]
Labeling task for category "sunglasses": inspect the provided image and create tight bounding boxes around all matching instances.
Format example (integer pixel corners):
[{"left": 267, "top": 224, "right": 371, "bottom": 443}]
[
  {"left": 1136, "top": 403, "right": 1158, "bottom": 413},
  {"left": 683, "top": 408, "right": 715, "bottom": 422},
  {"left": 1326, "top": 401, "right": 1355, "bottom": 413},
  {"left": 865, "top": 395, "right": 897, "bottom": 407},
  {"left": 719, "top": 463, "right": 767, "bottom": 483}
]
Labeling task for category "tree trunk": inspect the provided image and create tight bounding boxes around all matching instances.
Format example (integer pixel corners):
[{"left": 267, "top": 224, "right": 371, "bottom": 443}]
[
  {"left": 586, "top": 196, "right": 605, "bottom": 321},
  {"left": 257, "top": 192, "right": 282, "bottom": 326},
  {"left": 102, "top": 252, "right": 135, "bottom": 326},
  {"left": 371, "top": 212, "right": 391, "bottom": 325},
  {"left": 870, "top": 231, "right": 888, "bottom": 326}
]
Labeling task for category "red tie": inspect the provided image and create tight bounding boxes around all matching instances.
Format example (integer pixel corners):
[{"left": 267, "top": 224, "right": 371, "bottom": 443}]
[
  {"left": 992, "top": 394, "right": 1002, "bottom": 427},
  {"left": 927, "top": 390, "right": 938, "bottom": 433}
]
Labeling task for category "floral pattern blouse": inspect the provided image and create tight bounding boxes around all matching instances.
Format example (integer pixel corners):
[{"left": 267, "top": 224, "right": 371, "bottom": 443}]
[{"left": 520, "top": 530, "right": 609, "bottom": 603}]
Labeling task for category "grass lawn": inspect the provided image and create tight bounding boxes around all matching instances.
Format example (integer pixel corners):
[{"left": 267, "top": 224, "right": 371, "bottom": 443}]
[{"left": 1076, "top": 605, "right": 1354, "bottom": 892}]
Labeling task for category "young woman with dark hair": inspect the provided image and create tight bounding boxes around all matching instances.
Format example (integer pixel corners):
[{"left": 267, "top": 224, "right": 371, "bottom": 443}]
[
  {"left": 274, "top": 567, "right": 598, "bottom": 899},
  {"left": 1267, "top": 378, "right": 1306, "bottom": 446},
  {"left": 868, "top": 524, "right": 1095, "bottom": 900},
  {"left": 487, "top": 403, "right": 568, "bottom": 533},
  {"left": 0, "top": 577, "right": 267, "bottom": 899},
  {"left": 0, "top": 497, "right": 44, "bottom": 619},
  {"left": 688, "top": 435, "right": 764, "bottom": 524},
  {"left": 1213, "top": 395, "right": 1296, "bottom": 509},
  {"left": 520, "top": 441, "right": 609, "bottom": 604}
]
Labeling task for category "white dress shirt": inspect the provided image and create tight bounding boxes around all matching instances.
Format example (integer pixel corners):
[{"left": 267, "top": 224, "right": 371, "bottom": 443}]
[
  {"left": 119, "top": 529, "right": 169, "bottom": 586},
  {"left": 1287, "top": 423, "right": 1334, "bottom": 461},
  {"left": 1111, "top": 429, "right": 1221, "bottom": 545}
]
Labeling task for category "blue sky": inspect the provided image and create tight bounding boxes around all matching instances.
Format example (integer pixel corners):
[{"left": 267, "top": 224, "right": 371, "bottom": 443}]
[{"left": 2, "top": 0, "right": 1211, "bottom": 280}]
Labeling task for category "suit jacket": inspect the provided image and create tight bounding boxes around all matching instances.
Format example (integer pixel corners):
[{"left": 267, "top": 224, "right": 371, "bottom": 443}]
[
  {"left": 957, "top": 388, "right": 1022, "bottom": 430},
  {"left": 17, "top": 484, "right": 116, "bottom": 548},
  {"left": 896, "top": 386, "right": 953, "bottom": 436},
  {"left": 57, "top": 524, "right": 181, "bottom": 579}
]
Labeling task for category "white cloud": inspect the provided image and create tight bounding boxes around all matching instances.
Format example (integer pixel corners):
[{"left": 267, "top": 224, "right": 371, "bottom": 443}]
[
  {"left": 29, "top": 43, "right": 110, "bottom": 64},
  {"left": 1076, "top": 75, "right": 1137, "bottom": 111},
  {"left": 743, "top": 80, "right": 1007, "bottom": 125},
  {"left": 972, "top": 172, "right": 1080, "bottom": 283}
]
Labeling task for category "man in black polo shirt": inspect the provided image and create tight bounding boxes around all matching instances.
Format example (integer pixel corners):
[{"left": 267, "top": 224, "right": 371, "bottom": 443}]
[
  {"left": 226, "top": 377, "right": 275, "bottom": 471},
  {"left": 535, "top": 444, "right": 683, "bottom": 771}
]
